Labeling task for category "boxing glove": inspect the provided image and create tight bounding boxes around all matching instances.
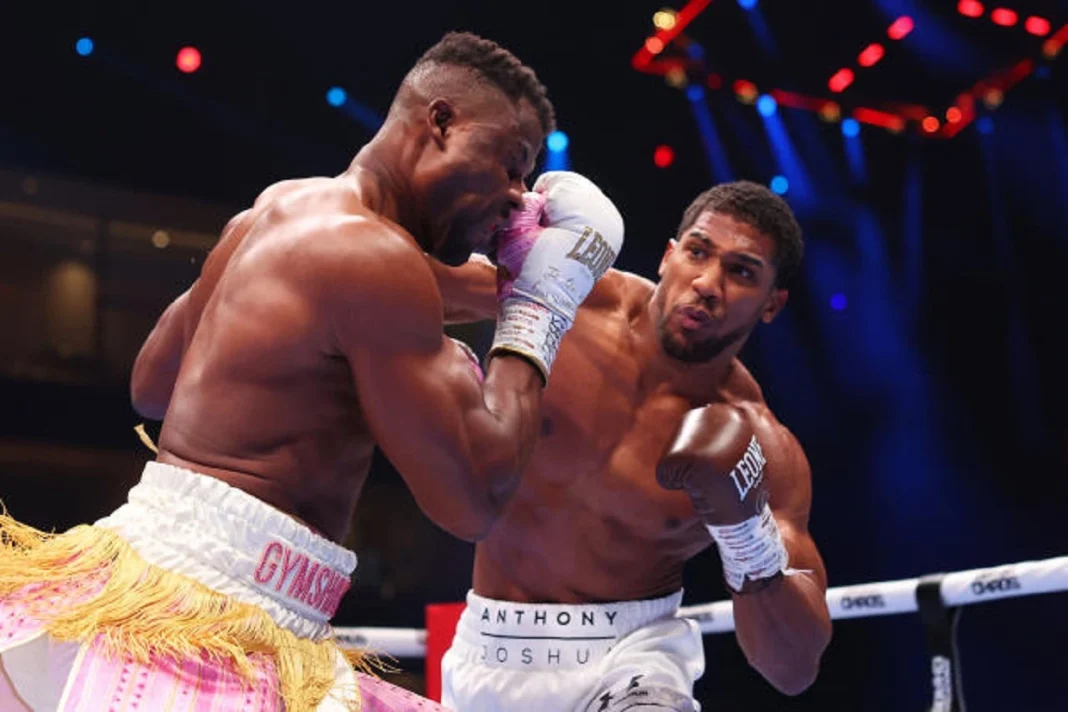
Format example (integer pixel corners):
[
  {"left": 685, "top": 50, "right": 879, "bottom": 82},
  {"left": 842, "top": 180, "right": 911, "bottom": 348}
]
[
  {"left": 658, "top": 404, "right": 789, "bottom": 592},
  {"left": 489, "top": 171, "right": 624, "bottom": 382}
]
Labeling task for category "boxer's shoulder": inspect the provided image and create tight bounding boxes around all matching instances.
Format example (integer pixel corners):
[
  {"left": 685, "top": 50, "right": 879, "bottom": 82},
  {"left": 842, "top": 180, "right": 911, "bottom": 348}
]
[
  {"left": 579, "top": 267, "right": 652, "bottom": 316},
  {"left": 312, "top": 217, "right": 442, "bottom": 348},
  {"left": 715, "top": 362, "right": 801, "bottom": 457},
  {"left": 723, "top": 359, "right": 766, "bottom": 406},
  {"left": 253, "top": 177, "right": 312, "bottom": 204}
]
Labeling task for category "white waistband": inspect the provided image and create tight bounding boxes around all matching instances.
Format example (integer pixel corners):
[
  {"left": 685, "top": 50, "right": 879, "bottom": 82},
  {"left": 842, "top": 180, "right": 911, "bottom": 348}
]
[
  {"left": 452, "top": 590, "right": 683, "bottom": 670},
  {"left": 94, "top": 461, "right": 357, "bottom": 641}
]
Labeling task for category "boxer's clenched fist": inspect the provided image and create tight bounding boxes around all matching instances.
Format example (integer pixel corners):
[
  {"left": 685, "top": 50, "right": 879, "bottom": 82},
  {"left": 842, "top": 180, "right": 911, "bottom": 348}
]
[{"left": 658, "top": 404, "right": 789, "bottom": 592}]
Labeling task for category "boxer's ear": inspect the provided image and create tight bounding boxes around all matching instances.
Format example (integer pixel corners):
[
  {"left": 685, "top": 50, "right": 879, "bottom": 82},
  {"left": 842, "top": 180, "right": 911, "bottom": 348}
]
[
  {"left": 658, "top": 239, "right": 678, "bottom": 278},
  {"left": 761, "top": 288, "right": 788, "bottom": 323},
  {"left": 427, "top": 99, "right": 454, "bottom": 147}
]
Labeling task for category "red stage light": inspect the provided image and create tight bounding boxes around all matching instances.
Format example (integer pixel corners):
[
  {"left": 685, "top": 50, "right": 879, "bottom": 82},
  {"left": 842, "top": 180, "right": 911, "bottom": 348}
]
[
  {"left": 888, "top": 16, "right": 914, "bottom": 40},
  {"left": 990, "top": 8, "right": 1017, "bottom": 27},
  {"left": 828, "top": 68, "right": 855, "bottom": 93},
  {"left": 922, "top": 116, "right": 940, "bottom": 133},
  {"left": 946, "top": 107, "right": 963, "bottom": 123},
  {"left": 176, "top": 46, "right": 201, "bottom": 73},
  {"left": 958, "top": 1, "right": 983, "bottom": 18},
  {"left": 853, "top": 106, "right": 906, "bottom": 131},
  {"left": 653, "top": 145, "right": 675, "bottom": 168},
  {"left": 645, "top": 37, "right": 665, "bottom": 54},
  {"left": 732, "top": 79, "right": 758, "bottom": 102},
  {"left": 858, "top": 43, "right": 885, "bottom": 67},
  {"left": 1025, "top": 16, "right": 1051, "bottom": 36}
]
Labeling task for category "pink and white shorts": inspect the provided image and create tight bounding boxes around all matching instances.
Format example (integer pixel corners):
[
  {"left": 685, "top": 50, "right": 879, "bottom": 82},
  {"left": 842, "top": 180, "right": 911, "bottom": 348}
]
[{"left": 0, "top": 462, "right": 445, "bottom": 711}]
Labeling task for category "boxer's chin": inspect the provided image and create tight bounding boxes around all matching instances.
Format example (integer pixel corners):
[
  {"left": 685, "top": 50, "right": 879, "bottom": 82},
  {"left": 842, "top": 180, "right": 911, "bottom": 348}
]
[
  {"left": 434, "top": 225, "right": 477, "bottom": 267},
  {"left": 658, "top": 321, "right": 741, "bottom": 364}
]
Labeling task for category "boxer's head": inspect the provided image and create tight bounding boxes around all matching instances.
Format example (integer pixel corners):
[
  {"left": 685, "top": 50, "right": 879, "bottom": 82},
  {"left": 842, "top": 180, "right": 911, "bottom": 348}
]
[
  {"left": 654, "top": 181, "right": 803, "bottom": 363},
  {"left": 386, "top": 33, "right": 553, "bottom": 265}
]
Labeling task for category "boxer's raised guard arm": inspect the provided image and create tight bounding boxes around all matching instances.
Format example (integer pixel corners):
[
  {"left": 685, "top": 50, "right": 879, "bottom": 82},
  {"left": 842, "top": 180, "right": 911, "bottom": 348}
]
[{"left": 337, "top": 235, "right": 543, "bottom": 542}]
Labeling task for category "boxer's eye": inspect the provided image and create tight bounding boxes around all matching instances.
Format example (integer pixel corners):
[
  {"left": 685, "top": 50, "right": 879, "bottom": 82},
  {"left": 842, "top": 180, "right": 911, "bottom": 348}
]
[{"left": 729, "top": 264, "right": 755, "bottom": 280}]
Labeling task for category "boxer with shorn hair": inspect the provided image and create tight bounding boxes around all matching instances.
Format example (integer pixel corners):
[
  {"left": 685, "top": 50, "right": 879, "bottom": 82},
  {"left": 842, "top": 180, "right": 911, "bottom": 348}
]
[{"left": 0, "top": 32, "right": 623, "bottom": 711}]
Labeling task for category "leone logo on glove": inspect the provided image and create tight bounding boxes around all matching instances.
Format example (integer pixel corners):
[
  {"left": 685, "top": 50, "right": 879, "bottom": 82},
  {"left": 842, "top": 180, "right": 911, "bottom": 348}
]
[
  {"left": 565, "top": 227, "right": 618, "bottom": 281},
  {"left": 727, "top": 436, "right": 767, "bottom": 502}
]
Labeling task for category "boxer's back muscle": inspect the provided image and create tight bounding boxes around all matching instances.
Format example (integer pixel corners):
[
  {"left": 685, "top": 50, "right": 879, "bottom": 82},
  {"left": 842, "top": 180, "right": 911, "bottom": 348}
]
[
  {"left": 475, "top": 273, "right": 721, "bottom": 602},
  {"left": 158, "top": 178, "right": 381, "bottom": 540}
]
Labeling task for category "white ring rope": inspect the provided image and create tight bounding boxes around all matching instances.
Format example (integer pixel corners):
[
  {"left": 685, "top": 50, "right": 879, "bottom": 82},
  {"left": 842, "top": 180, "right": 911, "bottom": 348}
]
[{"left": 334, "top": 555, "right": 1068, "bottom": 656}]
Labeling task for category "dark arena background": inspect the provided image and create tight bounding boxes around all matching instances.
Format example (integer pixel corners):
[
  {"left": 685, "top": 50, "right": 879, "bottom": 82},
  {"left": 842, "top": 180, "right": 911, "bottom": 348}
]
[{"left": 1, "top": 1, "right": 1066, "bottom": 710}]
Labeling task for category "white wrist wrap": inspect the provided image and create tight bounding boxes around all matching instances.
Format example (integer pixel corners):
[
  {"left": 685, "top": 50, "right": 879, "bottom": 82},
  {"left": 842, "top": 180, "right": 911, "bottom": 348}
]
[
  {"left": 707, "top": 503, "right": 790, "bottom": 592},
  {"left": 490, "top": 298, "right": 571, "bottom": 382}
]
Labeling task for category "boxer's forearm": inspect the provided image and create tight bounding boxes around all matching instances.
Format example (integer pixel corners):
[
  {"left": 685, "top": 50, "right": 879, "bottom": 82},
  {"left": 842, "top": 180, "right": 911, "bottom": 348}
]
[
  {"left": 732, "top": 571, "right": 831, "bottom": 695},
  {"left": 429, "top": 255, "right": 498, "bottom": 324},
  {"left": 476, "top": 354, "right": 545, "bottom": 507}
]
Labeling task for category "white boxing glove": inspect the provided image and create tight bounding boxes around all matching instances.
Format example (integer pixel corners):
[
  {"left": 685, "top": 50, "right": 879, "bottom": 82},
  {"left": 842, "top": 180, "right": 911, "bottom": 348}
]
[{"left": 489, "top": 171, "right": 624, "bottom": 381}]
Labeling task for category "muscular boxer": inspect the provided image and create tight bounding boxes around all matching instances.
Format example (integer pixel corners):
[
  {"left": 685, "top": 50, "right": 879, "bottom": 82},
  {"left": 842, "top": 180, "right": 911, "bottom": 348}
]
[
  {"left": 435, "top": 181, "right": 831, "bottom": 710},
  {"left": 0, "top": 33, "right": 623, "bottom": 711}
]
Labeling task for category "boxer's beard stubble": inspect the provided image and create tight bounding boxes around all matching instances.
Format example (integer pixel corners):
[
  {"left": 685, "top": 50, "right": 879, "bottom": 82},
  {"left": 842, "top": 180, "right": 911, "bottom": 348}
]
[{"left": 658, "top": 312, "right": 756, "bottom": 363}]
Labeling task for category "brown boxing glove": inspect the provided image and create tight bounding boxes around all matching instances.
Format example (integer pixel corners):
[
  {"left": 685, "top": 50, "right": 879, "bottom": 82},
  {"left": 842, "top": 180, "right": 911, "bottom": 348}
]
[{"left": 658, "top": 404, "right": 789, "bottom": 593}]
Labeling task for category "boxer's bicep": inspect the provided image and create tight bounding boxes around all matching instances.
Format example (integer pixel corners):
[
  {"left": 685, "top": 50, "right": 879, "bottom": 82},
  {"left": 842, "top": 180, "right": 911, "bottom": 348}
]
[
  {"left": 352, "top": 334, "right": 506, "bottom": 540},
  {"left": 335, "top": 242, "right": 533, "bottom": 541}
]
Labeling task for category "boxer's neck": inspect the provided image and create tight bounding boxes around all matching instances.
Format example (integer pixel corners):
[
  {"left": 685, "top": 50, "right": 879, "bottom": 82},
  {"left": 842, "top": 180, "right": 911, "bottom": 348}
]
[{"left": 347, "top": 128, "right": 426, "bottom": 248}]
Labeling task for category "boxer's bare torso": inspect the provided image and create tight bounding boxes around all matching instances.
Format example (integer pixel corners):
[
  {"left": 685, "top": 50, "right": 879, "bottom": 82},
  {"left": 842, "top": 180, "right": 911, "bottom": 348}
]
[
  {"left": 467, "top": 269, "right": 807, "bottom": 603},
  {"left": 133, "top": 173, "right": 502, "bottom": 542}
]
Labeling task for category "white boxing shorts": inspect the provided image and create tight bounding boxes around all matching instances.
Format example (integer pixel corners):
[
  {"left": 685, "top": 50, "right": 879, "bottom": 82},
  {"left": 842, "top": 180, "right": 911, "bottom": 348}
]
[{"left": 441, "top": 590, "right": 704, "bottom": 711}]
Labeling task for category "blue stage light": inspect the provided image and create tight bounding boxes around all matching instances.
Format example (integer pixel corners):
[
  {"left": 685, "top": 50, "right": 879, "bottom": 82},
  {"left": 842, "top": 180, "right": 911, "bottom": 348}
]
[
  {"left": 547, "top": 131, "right": 569, "bottom": 153},
  {"left": 756, "top": 94, "right": 777, "bottom": 117},
  {"left": 326, "top": 87, "right": 347, "bottom": 107}
]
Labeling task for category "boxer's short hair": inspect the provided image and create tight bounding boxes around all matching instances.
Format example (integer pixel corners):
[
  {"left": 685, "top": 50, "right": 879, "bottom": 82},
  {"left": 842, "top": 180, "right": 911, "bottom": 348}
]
[
  {"left": 415, "top": 32, "right": 556, "bottom": 136},
  {"left": 677, "top": 181, "right": 804, "bottom": 289}
]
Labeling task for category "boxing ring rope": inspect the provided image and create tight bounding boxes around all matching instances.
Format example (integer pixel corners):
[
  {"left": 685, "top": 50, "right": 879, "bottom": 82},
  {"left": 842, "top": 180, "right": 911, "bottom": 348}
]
[{"left": 334, "top": 555, "right": 1068, "bottom": 709}]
